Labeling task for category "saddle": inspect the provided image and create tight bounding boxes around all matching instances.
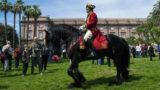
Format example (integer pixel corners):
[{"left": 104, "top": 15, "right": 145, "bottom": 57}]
[{"left": 80, "top": 34, "right": 108, "bottom": 50}]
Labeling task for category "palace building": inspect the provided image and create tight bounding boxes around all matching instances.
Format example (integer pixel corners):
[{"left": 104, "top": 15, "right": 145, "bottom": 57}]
[{"left": 21, "top": 16, "right": 146, "bottom": 44}]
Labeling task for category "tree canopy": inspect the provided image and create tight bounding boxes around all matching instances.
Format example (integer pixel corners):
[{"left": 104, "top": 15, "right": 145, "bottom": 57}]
[
  {"left": 136, "top": 0, "right": 160, "bottom": 44},
  {"left": 0, "top": 23, "right": 18, "bottom": 49}
]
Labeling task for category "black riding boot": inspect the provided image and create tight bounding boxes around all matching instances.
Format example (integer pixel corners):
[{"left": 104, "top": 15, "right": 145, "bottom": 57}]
[{"left": 87, "top": 39, "right": 96, "bottom": 57}]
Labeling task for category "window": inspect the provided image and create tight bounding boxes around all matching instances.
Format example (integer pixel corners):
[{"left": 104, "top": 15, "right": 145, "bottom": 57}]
[
  {"left": 39, "top": 24, "right": 43, "bottom": 28},
  {"left": 45, "top": 24, "right": 48, "bottom": 30},
  {"left": 121, "top": 26, "right": 125, "bottom": 30},
  {"left": 110, "top": 32, "right": 115, "bottom": 35},
  {"left": 121, "top": 32, "right": 126, "bottom": 38},
  {"left": 100, "top": 27, "right": 103, "bottom": 30},
  {"left": 132, "top": 27, "right": 135, "bottom": 30},
  {"left": 111, "top": 26, "right": 114, "bottom": 30},
  {"left": 38, "top": 31, "right": 43, "bottom": 40},
  {"left": 27, "top": 30, "right": 32, "bottom": 40},
  {"left": 29, "top": 24, "right": 32, "bottom": 28},
  {"left": 132, "top": 32, "right": 136, "bottom": 37}
]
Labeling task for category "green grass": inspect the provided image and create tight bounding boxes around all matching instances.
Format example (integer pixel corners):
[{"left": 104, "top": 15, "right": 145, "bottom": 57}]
[{"left": 0, "top": 56, "right": 160, "bottom": 90}]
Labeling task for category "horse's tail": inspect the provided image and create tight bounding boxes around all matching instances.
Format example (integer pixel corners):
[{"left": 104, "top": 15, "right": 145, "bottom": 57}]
[
  {"left": 121, "top": 39, "right": 130, "bottom": 80},
  {"left": 123, "top": 40, "right": 130, "bottom": 68}
]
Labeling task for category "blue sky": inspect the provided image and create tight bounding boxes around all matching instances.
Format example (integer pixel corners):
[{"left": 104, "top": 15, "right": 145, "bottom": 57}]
[{"left": 0, "top": 0, "right": 158, "bottom": 35}]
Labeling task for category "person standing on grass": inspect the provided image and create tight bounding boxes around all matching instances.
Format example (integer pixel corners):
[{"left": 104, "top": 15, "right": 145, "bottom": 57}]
[
  {"left": 2, "top": 41, "right": 13, "bottom": 72},
  {"left": 136, "top": 44, "right": 141, "bottom": 58},
  {"left": 14, "top": 45, "right": 21, "bottom": 69},
  {"left": 131, "top": 46, "right": 136, "bottom": 58},
  {"left": 148, "top": 44, "right": 154, "bottom": 61},
  {"left": 29, "top": 37, "right": 42, "bottom": 75},
  {"left": 41, "top": 40, "right": 49, "bottom": 72},
  {"left": 157, "top": 44, "right": 160, "bottom": 60},
  {"left": 22, "top": 44, "right": 30, "bottom": 76}
]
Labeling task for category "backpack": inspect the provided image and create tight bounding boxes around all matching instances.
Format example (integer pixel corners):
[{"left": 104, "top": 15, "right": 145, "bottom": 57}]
[{"left": 1, "top": 53, "right": 5, "bottom": 63}]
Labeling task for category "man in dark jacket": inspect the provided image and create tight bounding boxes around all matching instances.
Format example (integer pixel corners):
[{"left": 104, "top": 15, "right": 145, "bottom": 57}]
[
  {"left": 41, "top": 40, "right": 49, "bottom": 72},
  {"left": 157, "top": 44, "right": 160, "bottom": 60},
  {"left": 148, "top": 44, "right": 154, "bottom": 61},
  {"left": 131, "top": 46, "right": 136, "bottom": 58}
]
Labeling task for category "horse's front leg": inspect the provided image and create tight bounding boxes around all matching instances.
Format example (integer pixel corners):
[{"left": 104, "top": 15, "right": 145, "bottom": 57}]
[
  {"left": 67, "top": 61, "right": 81, "bottom": 88},
  {"left": 74, "top": 64, "right": 86, "bottom": 83}
]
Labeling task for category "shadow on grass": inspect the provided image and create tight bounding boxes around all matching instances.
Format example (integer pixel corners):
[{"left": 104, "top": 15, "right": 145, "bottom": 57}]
[
  {"left": 80, "top": 75, "right": 143, "bottom": 89},
  {"left": 0, "top": 85, "right": 9, "bottom": 89},
  {"left": 46, "top": 68, "right": 63, "bottom": 74},
  {"left": 0, "top": 73, "right": 22, "bottom": 78}
]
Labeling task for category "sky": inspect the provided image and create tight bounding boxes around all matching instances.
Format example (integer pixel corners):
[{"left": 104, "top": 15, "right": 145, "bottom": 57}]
[{"left": 0, "top": 0, "right": 158, "bottom": 35}]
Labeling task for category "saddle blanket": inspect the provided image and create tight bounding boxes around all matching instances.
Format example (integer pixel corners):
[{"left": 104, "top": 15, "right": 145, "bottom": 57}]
[{"left": 80, "top": 34, "right": 108, "bottom": 50}]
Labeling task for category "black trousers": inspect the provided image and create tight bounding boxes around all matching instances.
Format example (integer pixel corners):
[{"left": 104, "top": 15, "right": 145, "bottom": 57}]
[
  {"left": 9, "top": 59, "right": 12, "bottom": 70},
  {"left": 15, "top": 58, "right": 20, "bottom": 68},
  {"left": 41, "top": 55, "right": 48, "bottom": 71},
  {"left": 23, "top": 63, "right": 28, "bottom": 75},
  {"left": 107, "top": 57, "right": 116, "bottom": 67},
  {"left": 149, "top": 55, "right": 152, "bottom": 61},
  {"left": 31, "top": 57, "right": 42, "bottom": 74},
  {"left": 159, "top": 53, "right": 160, "bottom": 60}
]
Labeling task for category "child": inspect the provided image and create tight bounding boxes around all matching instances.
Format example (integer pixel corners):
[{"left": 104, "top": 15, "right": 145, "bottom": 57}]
[{"left": 22, "top": 44, "right": 30, "bottom": 76}]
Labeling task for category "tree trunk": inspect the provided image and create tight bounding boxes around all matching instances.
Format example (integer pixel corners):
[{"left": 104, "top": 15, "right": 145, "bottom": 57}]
[
  {"left": 13, "top": 12, "right": 16, "bottom": 49},
  {"left": 4, "top": 11, "right": 7, "bottom": 42},
  {"left": 26, "top": 16, "right": 29, "bottom": 46},
  {"left": 33, "top": 19, "right": 37, "bottom": 37},
  {"left": 19, "top": 11, "right": 21, "bottom": 48}
]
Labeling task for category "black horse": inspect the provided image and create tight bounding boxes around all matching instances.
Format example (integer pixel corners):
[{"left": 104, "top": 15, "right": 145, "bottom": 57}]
[{"left": 45, "top": 24, "right": 130, "bottom": 88}]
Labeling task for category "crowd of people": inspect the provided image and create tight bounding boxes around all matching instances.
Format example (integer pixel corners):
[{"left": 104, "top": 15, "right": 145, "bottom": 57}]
[
  {"left": 0, "top": 37, "right": 51, "bottom": 76},
  {"left": 0, "top": 36, "right": 160, "bottom": 76},
  {"left": 130, "top": 44, "right": 160, "bottom": 61}
]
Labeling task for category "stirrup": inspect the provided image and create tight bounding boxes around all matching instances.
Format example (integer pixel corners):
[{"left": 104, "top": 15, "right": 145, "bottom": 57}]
[{"left": 88, "top": 52, "right": 96, "bottom": 58}]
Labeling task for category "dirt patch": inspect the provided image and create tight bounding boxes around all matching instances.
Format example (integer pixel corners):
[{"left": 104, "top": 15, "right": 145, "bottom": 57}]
[
  {"left": 98, "top": 71, "right": 114, "bottom": 75},
  {"left": 128, "top": 68, "right": 136, "bottom": 72}
]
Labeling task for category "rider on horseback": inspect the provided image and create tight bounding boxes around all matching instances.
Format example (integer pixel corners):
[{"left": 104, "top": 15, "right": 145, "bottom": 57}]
[{"left": 79, "top": 3, "right": 101, "bottom": 57}]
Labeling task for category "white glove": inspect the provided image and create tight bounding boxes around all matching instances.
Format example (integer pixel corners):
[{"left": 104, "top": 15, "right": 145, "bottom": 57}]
[{"left": 79, "top": 25, "right": 84, "bottom": 31}]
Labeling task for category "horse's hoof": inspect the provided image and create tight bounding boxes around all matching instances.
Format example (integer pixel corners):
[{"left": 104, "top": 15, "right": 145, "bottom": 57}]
[
  {"left": 109, "top": 79, "right": 121, "bottom": 86},
  {"left": 80, "top": 78, "right": 86, "bottom": 82},
  {"left": 68, "top": 82, "right": 81, "bottom": 88}
]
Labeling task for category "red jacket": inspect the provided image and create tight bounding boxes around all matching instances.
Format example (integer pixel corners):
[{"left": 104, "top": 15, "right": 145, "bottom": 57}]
[
  {"left": 86, "top": 12, "right": 101, "bottom": 37},
  {"left": 14, "top": 48, "right": 21, "bottom": 58}
]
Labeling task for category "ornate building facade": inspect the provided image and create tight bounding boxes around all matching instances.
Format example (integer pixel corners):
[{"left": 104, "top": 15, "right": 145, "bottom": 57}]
[{"left": 21, "top": 16, "right": 146, "bottom": 44}]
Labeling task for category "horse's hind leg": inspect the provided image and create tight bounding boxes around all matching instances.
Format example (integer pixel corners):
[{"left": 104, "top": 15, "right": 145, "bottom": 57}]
[
  {"left": 121, "top": 67, "right": 129, "bottom": 81},
  {"left": 67, "top": 61, "right": 81, "bottom": 88},
  {"left": 109, "top": 57, "right": 122, "bottom": 86}
]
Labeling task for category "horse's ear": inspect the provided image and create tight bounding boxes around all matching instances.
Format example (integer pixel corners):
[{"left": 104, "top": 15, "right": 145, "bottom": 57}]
[
  {"left": 45, "top": 30, "right": 52, "bottom": 38},
  {"left": 45, "top": 30, "right": 49, "bottom": 36}
]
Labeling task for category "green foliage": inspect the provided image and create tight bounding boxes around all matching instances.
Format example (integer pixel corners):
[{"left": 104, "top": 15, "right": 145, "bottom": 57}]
[
  {"left": 136, "top": 0, "right": 160, "bottom": 44},
  {"left": 0, "top": 23, "right": 18, "bottom": 49},
  {"left": 125, "top": 36, "right": 136, "bottom": 45},
  {"left": 0, "top": 57, "right": 160, "bottom": 90}
]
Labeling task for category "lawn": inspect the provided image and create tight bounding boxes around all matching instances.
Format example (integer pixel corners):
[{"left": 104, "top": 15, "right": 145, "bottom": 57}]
[{"left": 0, "top": 56, "right": 160, "bottom": 90}]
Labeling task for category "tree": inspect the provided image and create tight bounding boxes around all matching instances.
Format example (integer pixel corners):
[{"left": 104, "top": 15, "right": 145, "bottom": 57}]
[
  {"left": 31, "top": 5, "right": 41, "bottom": 37},
  {"left": 136, "top": 22, "right": 151, "bottom": 44},
  {"left": 23, "top": 5, "right": 32, "bottom": 46},
  {"left": 10, "top": 4, "right": 18, "bottom": 49},
  {"left": 147, "top": 0, "right": 160, "bottom": 44},
  {"left": 135, "top": 0, "right": 160, "bottom": 44},
  {"left": 16, "top": 0, "right": 24, "bottom": 47},
  {"left": 0, "top": 2, "right": 2, "bottom": 22},
  {"left": 125, "top": 36, "right": 136, "bottom": 45},
  {"left": 0, "top": 23, "right": 18, "bottom": 49},
  {"left": 1, "top": 0, "right": 12, "bottom": 41}
]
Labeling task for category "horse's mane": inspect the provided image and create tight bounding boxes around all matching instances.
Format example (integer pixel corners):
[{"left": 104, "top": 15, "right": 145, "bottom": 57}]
[{"left": 49, "top": 24, "right": 79, "bottom": 33}]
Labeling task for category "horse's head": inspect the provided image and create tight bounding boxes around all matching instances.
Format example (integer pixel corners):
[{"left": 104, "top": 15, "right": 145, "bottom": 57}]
[{"left": 45, "top": 30, "right": 61, "bottom": 56}]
